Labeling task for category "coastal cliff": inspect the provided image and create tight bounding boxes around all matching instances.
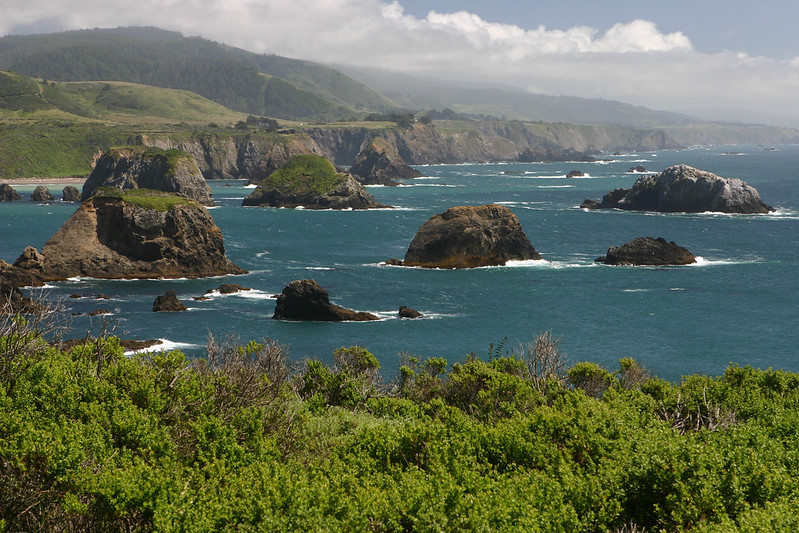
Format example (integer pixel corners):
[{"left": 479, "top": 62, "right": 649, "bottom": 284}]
[{"left": 138, "top": 122, "right": 681, "bottom": 182}]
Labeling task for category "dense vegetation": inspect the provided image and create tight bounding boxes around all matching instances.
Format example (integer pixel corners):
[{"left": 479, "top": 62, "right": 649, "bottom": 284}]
[
  {"left": 257, "top": 154, "right": 346, "bottom": 196},
  {"left": 2, "top": 300, "right": 799, "bottom": 531},
  {"left": 93, "top": 187, "right": 196, "bottom": 211}
]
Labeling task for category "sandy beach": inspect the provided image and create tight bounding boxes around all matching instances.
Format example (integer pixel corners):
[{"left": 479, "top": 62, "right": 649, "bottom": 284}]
[{"left": 1, "top": 177, "right": 86, "bottom": 186}]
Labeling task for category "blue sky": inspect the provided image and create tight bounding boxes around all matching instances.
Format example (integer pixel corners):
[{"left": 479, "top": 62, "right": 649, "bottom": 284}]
[{"left": 2, "top": 0, "right": 798, "bottom": 124}]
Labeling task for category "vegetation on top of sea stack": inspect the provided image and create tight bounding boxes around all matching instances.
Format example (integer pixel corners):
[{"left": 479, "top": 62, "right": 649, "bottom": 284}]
[
  {"left": 257, "top": 154, "right": 345, "bottom": 196},
  {"left": 93, "top": 186, "right": 195, "bottom": 211}
]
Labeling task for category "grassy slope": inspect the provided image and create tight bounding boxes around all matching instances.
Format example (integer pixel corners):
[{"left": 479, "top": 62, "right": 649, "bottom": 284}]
[{"left": 0, "top": 72, "right": 247, "bottom": 178}]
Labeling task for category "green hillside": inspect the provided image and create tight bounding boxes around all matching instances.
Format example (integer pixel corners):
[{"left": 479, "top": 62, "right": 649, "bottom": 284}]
[
  {"left": 0, "top": 71, "right": 250, "bottom": 178},
  {"left": 0, "top": 27, "right": 397, "bottom": 121}
]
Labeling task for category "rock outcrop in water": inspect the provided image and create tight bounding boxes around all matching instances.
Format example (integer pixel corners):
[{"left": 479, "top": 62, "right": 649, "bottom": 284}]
[
  {"left": 153, "top": 290, "right": 187, "bottom": 312},
  {"left": 349, "top": 137, "right": 422, "bottom": 185},
  {"left": 0, "top": 184, "right": 21, "bottom": 202},
  {"left": 242, "top": 155, "right": 388, "bottom": 209},
  {"left": 581, "top": 165, "right": 773, "bottom": 214},
  {"left": 595, "top": 237, "right": 697, "bottom": 266},
  {"left": 31, "top": 186, "right": 54, "bottom": 202},
  {"left": 29, "top": 188, "right": 245, "bottom": 281},
  {"left": 82, "top": 146, "right": 213, "bottom": 205},
  {"left": 273, "top": 279, "right": 378, "bottom": 321},
  {"left": 62, "top": 186, "right": 81, "bottom": 202},
  {"left": 398, "top": 204, "right": 541, "bottom": 269}
]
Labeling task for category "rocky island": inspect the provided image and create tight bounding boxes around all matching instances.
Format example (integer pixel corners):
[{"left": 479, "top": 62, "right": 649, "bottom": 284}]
[
  {"left": 82, "top": 146, "right": 214, "bottom": 205},
  {"left": 242, "top": 155, "right": 388, "bottom": 209},
  {"left": 581, "top": 165, "right": 773, "bottom": 214},
  {"left": 19, "top": 188, "right": 245, "bottom": 282},
  {"left": 595, "top": 237, "right": 697, "bottom": 266},
  {"left": 393, "top": 204, "right": 541, "bottom": 269}
]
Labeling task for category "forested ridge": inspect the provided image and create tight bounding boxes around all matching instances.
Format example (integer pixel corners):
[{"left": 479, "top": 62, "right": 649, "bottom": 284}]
[
  {"left": 2, "top": 306, "right": 799, "bottom": 531},
  {"left": 0, "top": 27, "right": 395, "bottom": 121}
]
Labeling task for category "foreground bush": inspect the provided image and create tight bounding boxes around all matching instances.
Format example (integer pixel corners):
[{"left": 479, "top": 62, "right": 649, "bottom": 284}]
[{"left": 1, "top": 321, "right": 799, "bottom": 531}]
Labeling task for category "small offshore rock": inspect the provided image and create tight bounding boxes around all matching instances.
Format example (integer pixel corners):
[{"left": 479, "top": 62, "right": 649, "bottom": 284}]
[
  {"left": 0, "top": 184, "right": 21, "bottom": 202},
  {"left": 62, "top": 186, "right": 81, "bottom": 202},
  {"left": 30, "top": 185, "right": 54, "bottom": 202},
  {"left": 273, "top": 279, "right": 378, "bottom": 321},
  {"left": 566, "top": 170, "right": 583, "bottom": 178},
  {"left": 596, "top": 237, "right": 697, "bottom": 266},
  {"left": 399, "top": 306, "right": 422, "bottom": 318},
  {"left": 206, "top": 283, "right": 251, "bottom": 295},
  {"left": 153, "top": 290, "right": 187, "bottom": 312}
]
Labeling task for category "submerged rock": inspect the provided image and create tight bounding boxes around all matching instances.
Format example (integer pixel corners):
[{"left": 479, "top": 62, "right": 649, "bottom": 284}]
[
  {"left": 242, "top": 155, "right": 388, "bottom": 209},
  {"left": 596, "top": 237, "right": 697, "bottom": 266},
  {"left": 62, "top": 186, "right": 81, "bottom": 202},
  {"left": 399, "top": 204, "right": 541, "bottom": 269},
  {"left": 273, "top": 279, "right": 378, "bottom": 322},
  {"left": 153, "top": 290, "right": 187, "bottom": 312},
  {"left": 582, "top": 165, "right": 773, "bottom": 213},
  {"left": 33, "top": 188, "right": 246, "bottom": 281},
  {"left": 0, "top": 184, "right": 21, "bottom": 202},
  {"left": 349, "top": 137, "right": 422, "bottom": 186},
  {"left": 82, "top": 146, "right": 213, "bottom": 205},
  {"left": 30, "top": 185, "right": 54, "bottom": 202}
]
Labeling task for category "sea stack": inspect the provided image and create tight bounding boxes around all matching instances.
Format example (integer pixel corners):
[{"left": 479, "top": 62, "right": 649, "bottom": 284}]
[
  {"left": 30, "top": 188, "right": 245, "bottom": 281},
  {"left": 581, "top": 165, "right": 773, "bottom": 214},
  {"left": 82, "top": 146, "right": 213, "bottom": 205},
  {"left": 399, "top": 204, "right": 541, "bottom": 269},
  {"left": 349, "top": 137, "right": 423, "bottom": 185},
  {"left": 242, "top": 155, "right": 388, "bottom": 209}
]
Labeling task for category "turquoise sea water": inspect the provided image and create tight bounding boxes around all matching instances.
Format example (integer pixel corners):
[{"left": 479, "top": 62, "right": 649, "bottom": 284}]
[{"left": 2, "top": 145, "right": 798, "bottom": 381}]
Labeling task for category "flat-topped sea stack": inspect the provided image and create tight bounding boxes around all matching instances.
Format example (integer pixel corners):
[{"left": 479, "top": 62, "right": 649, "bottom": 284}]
[
  {"left": 349, "top": 137, "right": 423, "bottom": 186},
  {"left": 242, "top": 155, "right": 388, "bottom": 209},
  {"left": 581, "top": 165, "right": 773, "bottom": 214},
  {"left": 399, "top": 204, "right": 541, "bottom": 269},
  {"left": 596, "top": 237, "right": 697, "bottom": 266},
  {"left": 82, "top": 146, "right": 213, "bottom": 205},
  {"left": 31, "top": 188, "right": 245, "bottom": 281},
  {"left": 273, "top": 279, "right": 378, "bottom": 322}
]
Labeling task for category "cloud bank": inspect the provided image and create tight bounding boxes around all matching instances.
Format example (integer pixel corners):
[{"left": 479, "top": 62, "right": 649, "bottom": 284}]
[{"left": 2, "top": 0, "right": 798, "bottom": 121}]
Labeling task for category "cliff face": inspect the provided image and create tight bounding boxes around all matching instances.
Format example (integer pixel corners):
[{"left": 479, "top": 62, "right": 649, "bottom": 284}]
[
  {"left": 39, "top": 190, "right": 245, "bottom": 280},
  {"left": 139, "top": 122, "right": 680, "bottom": 182},
  {"left": 82, "top": 146, "right": 214, "bottom": 205}
]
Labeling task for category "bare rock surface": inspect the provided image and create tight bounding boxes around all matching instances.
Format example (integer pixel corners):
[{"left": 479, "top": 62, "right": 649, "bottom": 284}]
[
  {"left": 34, "top": 189, "right": 245, "bottom": 281},
  {"left": 400, "top": 204, "right": 541, "bottom": 269},
  {"left": 273, "top": 279, "right": 378, "bottom": 322},
  {"left": 596, "top": 237, "right": 697, "bottom": 266},
  {"left": 582, "top": 165, "right": 773, "bottom": 213}
]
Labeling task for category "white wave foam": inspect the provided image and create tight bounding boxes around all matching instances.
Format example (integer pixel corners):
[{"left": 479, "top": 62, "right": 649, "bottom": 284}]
[
  {"left": 243, "top": 184, "right": 258, "bottom": 188},
  {"left": 538, "top": 185, "right": 575, "bottom": 189},
  {"left": 124, "top": 338, "right": 200, "bottom": 355},
  {"left": 622, "top": 288, "right": 652, "bottom": 293}
]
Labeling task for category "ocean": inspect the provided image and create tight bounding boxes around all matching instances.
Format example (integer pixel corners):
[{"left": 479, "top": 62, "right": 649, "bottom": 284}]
[{"left": 2, "top": 145, "right": 797, "bottom": 382}]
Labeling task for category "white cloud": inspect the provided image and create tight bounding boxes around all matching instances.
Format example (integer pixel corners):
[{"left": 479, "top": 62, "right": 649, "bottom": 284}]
[{"left": 1, "top": 0, "right": 798, "bottom": 119}]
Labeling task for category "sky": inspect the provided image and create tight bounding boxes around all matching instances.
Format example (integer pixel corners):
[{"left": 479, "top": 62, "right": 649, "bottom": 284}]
[{"left": 2, "top": 0, "right": 799, "bottom": 125}]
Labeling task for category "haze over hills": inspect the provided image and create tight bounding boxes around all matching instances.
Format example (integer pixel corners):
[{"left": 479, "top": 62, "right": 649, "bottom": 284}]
[{"left": 0, "top": 26, "right": 797, "bottom": 146}]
